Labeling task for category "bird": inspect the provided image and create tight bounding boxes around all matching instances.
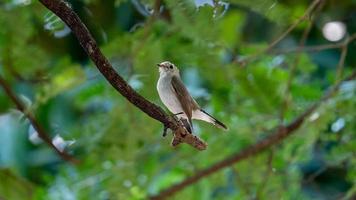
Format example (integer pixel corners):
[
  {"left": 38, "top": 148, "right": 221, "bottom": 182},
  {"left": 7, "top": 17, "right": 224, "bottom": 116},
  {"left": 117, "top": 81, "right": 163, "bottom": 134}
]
[{"left": 156, "top": 61, "right": 228, "bottom": 134}]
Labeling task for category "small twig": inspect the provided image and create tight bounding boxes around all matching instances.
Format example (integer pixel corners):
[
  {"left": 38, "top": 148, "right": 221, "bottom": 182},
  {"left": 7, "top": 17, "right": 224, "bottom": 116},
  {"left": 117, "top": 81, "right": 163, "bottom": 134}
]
[
  {"left": 3, "top": 46, "right": 48, "bottom": 84},
  {"left": 279, "top": 23, "right": 313, "bottom": 122},
  {"left": 0, "top": 75, "right": 79, "bottom": 164},
  {"left": 271, "top": 43, "right": 340, "bottom": 54},
  {"left": 237, "top": 0, "right": 322, "bottom": 65},
  {"left": 279, "top": 1, "right": 325, "bottom": 122},
  {"left": 256, "top": 150, "right": 274, "bottom": 198},
  {"left": 265, "top": 0, "right": 321, "bottom": 52},
  {"left": 238, "top": 39, "right": 355, "bottom": 67},
  {"left": 303, "top": 166, "right": 328, "bottom": 184},
  {"left": 130, "top": 0, "right": 171, "bottom": 59},
  {"left": 131, "top": 0, "right": 160, "bottom": 56},
  {"left": 149, "top": 71, "right": 356, "bottom": 200},
  {"left": 236, "top": 32, "right": 356, "bottom": 70},
  {"left": 302, "top": 156, "right": 350, "bottom": 184},
  {"left": 39, "top": 0, "right": 206, "bottom": 150},
  {"left": 335, "top": 43, "right": 348, "bottom": 82},
  {"left": 271, "top": 33, "right": 356, "bottom": 55},
  {"left": 153, "top": 0, "right": 162, "bottom": 16},
  {"left": 231, "top": 167, "right": 253, "bottom": 197}
]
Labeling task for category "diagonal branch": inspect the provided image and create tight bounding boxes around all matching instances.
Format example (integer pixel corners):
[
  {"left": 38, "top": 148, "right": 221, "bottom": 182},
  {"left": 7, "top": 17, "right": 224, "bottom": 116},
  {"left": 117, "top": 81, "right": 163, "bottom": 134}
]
[
  {"left": 149, "top": 71, "right": 356, "bottom": 199},
  {"left": 38, "top": 0, "right": 207, "bottom": 150},
  {"left": 0, "top": 75, "right": 79, "bottom": 164}
]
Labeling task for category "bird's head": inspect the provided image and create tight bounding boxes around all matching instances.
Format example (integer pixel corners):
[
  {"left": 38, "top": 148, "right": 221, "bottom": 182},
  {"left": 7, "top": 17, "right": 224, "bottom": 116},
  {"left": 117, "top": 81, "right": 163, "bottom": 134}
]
[{"left": 157, "top": 61, "right": 179, "bottom": 76}]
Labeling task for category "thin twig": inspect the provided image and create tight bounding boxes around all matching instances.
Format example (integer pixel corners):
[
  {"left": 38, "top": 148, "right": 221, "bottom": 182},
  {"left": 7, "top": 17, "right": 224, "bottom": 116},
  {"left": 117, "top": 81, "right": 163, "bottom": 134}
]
[
  {"left": 131, "top": 0, "right": 162, "bottom": 58},
  {"left": 271, "top": 43, "right": 336, "bottom": 54},
  {"left": 38, "top": 0, "right": 206, "bottom": 150},
  {"left": 302, "top": 156, "right": 350, "bottom": 184},
  {"left": 3, "top": 45, "right": 48, "bottom": 84},
  {"left": 0, "top": 76, "right": 79, "bottom": 164},
  {"left": 272, "top": 33, "right": 356, "bottom": 55},
  {"left": 303, "top": 166, "right": 328, "bottom": 184},
  {"left": 279, "top": 23, "right": 313, "bottom": 122},
  {"left": 149, "top": 71, "right": 356, "bottom": 199},
  {"left": 335, "top": 44, "right": 348, "bottom": 82},
  {"left": 237, "top": 0, "right": 322, "bottom": 65},
  {"left": 265, "top": 0, "right": 321, "bottom": 52},
  {"left": 231, "top": 167, "right": 253, "bottom": 197},
  {"left": 279, "top": 0, "right": 325, "bottom": 122},
  {"left": 256, "top": 150, "right": 274, "bottom": 198}
]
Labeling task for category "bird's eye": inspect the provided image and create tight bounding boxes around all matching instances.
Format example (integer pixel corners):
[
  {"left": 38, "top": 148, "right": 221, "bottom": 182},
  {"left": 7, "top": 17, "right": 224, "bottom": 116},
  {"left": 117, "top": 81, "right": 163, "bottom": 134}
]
[{"left": 169, "top": 65, "right": 173, "bottom": 69}]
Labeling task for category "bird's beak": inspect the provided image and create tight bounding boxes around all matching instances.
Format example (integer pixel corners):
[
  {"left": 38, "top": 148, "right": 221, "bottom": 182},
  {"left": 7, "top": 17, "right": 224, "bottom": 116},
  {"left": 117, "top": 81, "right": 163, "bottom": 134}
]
[{"left": 157, "top": 63, "right": 161, "bottom": 68}]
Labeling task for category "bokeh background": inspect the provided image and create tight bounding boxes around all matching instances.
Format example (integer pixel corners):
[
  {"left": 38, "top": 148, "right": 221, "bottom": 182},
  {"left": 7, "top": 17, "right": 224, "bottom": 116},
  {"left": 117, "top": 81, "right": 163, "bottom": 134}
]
[{"left": 0, "top": 0, "right": 355, "bottom": 199}]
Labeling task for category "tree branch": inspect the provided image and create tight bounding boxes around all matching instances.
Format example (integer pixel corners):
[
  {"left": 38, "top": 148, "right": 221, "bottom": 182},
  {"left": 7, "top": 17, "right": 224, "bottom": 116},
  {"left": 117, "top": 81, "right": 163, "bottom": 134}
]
[
  {"left": 149, "top": 71, "right": 356, "bottom": 199},
  {"left": 0, "top": 75, "right": 79, "bottom": 164},
  {"left": 38, "top": 0, "right": 207, "bottom": 150}
]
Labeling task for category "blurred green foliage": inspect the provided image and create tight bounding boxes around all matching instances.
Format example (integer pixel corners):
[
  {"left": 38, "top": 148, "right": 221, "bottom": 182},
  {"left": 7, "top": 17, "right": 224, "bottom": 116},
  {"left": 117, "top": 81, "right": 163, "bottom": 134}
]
[{"left": 0, "top": 0, "right": 355, "bottom": 199}]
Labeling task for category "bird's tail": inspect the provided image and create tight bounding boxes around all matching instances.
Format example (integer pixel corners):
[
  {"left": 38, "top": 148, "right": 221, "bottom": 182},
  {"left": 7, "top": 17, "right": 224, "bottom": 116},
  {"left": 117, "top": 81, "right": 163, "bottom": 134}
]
[{"left": 193, "top": 109, "right": 228, "bottom": 130}]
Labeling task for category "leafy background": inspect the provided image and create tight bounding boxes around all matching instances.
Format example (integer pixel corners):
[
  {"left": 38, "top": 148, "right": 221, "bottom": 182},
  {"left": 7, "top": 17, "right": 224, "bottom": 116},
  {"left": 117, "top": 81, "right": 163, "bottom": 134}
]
[{"left": 0, "top": 0, "right": 355, "bottom": 199}]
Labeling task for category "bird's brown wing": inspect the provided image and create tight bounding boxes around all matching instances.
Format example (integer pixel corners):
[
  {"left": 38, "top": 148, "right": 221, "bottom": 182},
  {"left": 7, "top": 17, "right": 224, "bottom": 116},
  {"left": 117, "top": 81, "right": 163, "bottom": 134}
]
[{"left": 171, "top": 76, "right": 199, "bottom": 125}]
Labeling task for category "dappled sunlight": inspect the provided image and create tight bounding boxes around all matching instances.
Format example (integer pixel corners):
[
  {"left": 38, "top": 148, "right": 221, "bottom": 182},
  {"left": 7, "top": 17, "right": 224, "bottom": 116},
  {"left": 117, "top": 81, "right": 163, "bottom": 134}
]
[{"left": 322, "top": 21, "right": 346, "bottom": 42}]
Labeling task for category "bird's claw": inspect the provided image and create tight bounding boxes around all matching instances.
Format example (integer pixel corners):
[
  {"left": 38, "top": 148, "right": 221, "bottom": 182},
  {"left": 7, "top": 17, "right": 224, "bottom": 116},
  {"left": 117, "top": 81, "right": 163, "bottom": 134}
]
[{"left": 162, "top": 125, "right": 169, "bottom": 137}]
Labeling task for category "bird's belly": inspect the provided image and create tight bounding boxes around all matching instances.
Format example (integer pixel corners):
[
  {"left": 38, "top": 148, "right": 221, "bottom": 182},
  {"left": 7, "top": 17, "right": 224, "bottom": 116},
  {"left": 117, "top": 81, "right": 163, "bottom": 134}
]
[{"left": 157, "top": 79, "right": 184, "bottom": 115}]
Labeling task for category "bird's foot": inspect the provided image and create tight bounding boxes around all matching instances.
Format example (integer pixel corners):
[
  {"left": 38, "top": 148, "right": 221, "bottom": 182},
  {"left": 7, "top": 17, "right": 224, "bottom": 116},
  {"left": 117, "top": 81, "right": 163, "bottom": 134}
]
[
  {"left": 173, "top": 112, "right": 184, "bottom": 117},
  {"left": 180, "top": 118, "right": 192, "bottom": 134},
  {"left": 162, "top": 124, "right": 169, "bottom": 137},
  {"left": 171, "top": 112, "right": 183, "bottom": 121}
]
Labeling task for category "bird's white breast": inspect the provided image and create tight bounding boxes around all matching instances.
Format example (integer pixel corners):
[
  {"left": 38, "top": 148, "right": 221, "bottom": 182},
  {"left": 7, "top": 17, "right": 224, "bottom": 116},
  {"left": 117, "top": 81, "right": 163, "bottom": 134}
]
[{"left": 157, "top": 74, "right": 185, "bottom": 115}]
